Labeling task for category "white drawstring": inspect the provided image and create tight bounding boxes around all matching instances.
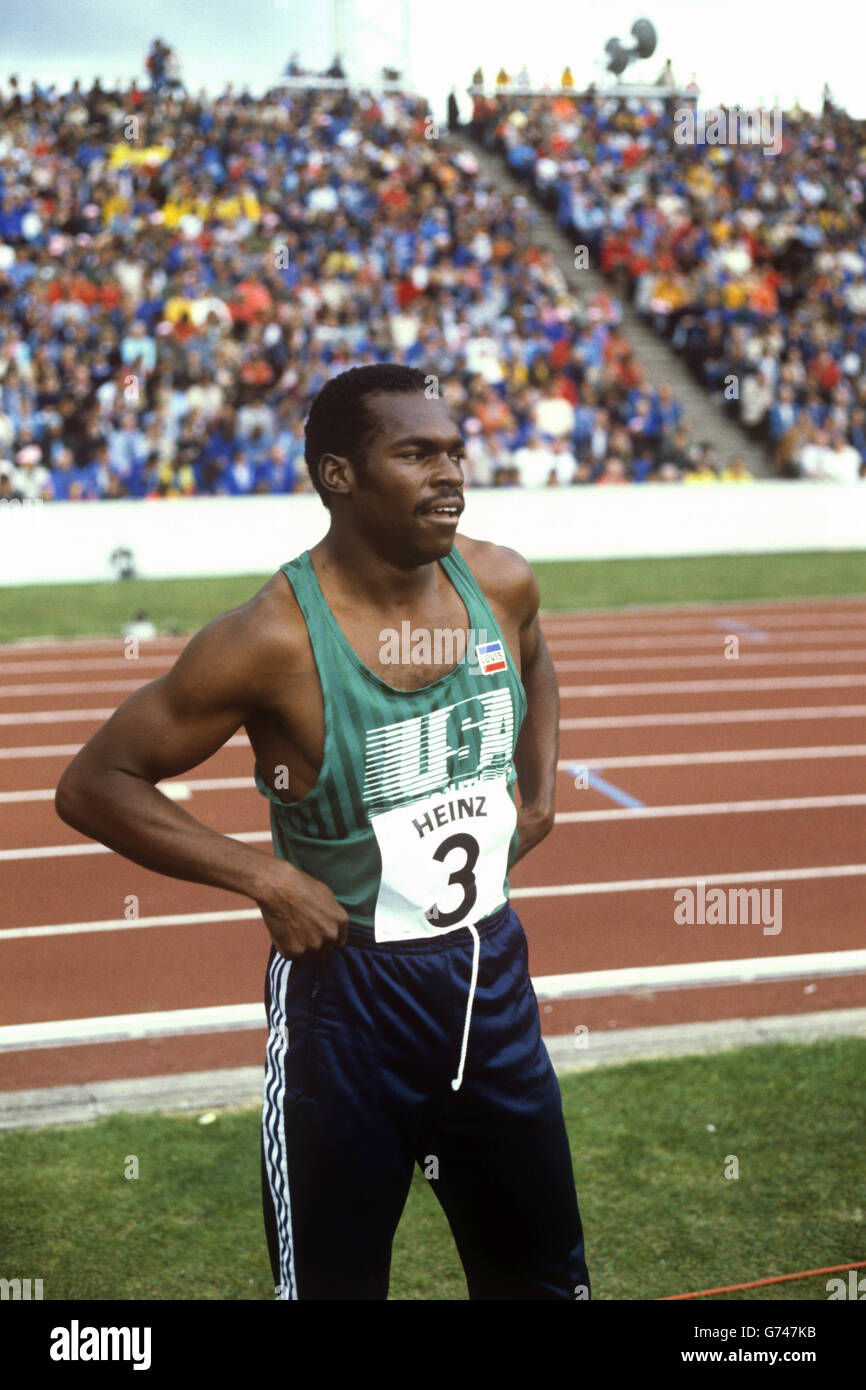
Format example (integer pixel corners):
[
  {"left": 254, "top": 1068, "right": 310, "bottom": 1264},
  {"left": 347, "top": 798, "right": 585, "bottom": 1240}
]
[{"left": 451, "top": 924, "right": 481, "bottom": 1092}]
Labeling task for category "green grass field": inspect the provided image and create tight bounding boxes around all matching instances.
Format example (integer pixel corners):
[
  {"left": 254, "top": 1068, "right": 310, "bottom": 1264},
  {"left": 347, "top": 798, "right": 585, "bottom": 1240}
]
[
  {"left": 3, "top": 1038, "right": 863, "bottom": 1301},
  {"left": 1, "top": 551, "right": 864, "bottom": 643}
]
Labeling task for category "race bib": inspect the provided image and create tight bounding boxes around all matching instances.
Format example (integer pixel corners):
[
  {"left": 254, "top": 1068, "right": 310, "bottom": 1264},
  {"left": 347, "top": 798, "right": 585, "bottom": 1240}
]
[{"left": 370, "top": 776, "right": 516, "bottom": 941}]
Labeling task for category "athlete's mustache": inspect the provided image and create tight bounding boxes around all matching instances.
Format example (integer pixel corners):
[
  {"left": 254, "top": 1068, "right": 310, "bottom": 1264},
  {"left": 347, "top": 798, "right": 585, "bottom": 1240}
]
[{"left": 417, "top": 495, "right": 465, "bottom": 514}]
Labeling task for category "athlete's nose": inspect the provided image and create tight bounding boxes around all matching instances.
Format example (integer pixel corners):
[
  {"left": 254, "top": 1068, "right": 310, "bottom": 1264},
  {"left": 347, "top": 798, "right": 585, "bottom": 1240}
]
[{"left": 430, "top": 449, "right": 465, "bottom": 489}]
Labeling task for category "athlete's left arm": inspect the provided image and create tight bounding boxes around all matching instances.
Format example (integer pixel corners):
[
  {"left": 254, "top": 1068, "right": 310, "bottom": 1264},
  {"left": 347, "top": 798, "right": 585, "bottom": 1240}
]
[{"left": 511, "top": 564, "right": 559, "bottom": 865}]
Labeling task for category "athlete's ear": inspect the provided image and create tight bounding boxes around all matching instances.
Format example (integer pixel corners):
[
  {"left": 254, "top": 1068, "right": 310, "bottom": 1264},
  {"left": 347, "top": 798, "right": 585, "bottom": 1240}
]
[{"left": 318, "top": 452, "right": 354, "bottom": 500}]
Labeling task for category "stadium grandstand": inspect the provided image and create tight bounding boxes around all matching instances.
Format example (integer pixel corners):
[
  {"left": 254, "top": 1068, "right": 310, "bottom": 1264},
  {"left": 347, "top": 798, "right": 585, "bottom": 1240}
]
[
  {"left": 0, "top": 44, "right": 760, "bottom": 504},
  {"left": 468, "top": 80, "right": 866, "bottom": 483}
]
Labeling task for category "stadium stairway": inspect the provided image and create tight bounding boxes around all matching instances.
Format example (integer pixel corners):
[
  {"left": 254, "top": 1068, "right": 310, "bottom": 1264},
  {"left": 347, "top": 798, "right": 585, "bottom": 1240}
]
[{"left": 455, "top": 134, "right": 770, "bottom": 478}]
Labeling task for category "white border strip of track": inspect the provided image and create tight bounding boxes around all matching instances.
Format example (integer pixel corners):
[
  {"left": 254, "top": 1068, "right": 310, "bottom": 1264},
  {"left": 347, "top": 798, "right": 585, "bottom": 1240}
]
[
  {"left": 0, "top": 1003, "right": 265, "bottom": 1050},
  {"left": 5, "top": 1008, "right": 866, "bottom": 1127},
  {"left": 3, "top": 952, "right": 865, "bottom": 1051}
]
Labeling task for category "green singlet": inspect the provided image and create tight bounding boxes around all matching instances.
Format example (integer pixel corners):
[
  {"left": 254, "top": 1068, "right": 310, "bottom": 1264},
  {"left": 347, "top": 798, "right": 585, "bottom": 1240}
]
[{"left": 253, "top": 546, "right": 527, "bottom": 941}]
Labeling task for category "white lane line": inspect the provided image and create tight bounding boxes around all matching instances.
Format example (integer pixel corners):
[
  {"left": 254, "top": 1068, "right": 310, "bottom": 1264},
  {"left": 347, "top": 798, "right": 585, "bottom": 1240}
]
[
  {"left": 161, "top": 783, "right": 190, "bottom": 801},
  {"left": 0, "top": 734, "right": 250, "bottom": 760},
  {"left": 0, "top": 657, "right": 173, "bottom": 676},
  {"left": 546, "top": 629, "right": 866, "bottom": 651},
  {"left": 0, "top": 909, "right": 261, "bottom": 941},
  {"left": 0, "top": 709, "right": 118, "bottom": 726},
  {"left": 0, "top": 776, "right": 255, "bottom": 805},
  {"left": 1, "top": 737, "right": 860, "bottom": 780},
  {"left": 555, "top": 649, "right": 866, "bottom": 672},
  {"left": 557, "top": 745, "right": 866, "bottom": 770},
  {"left": 40, "top": 776, "right": 863, "bottom": 813},
  {"left": 561, "top": 705, "right": 866, "bottom": 729},
  {"left": 2, "top": 862, "right": 864, "bottom": 928},
  {"left": 0, "top": 830, "right": 272, "bottom": 862},
  {"left": 4, "top": 948, "right": 866, "bottom": 1049},
  {"left": 512, "top": 863, "right": 866, "bottom": 898},
  {"left": 540, "top": 605, "right": 866, "bottom": 633},
  {"left": 3, "top": 702, "right": 864, "bottom": 734},
  {"left": 0, "top": 743, "right": 85, "bottom": 760},
  {"left": 4, "top": 758, "right": 864, "bottom": 824},
  {"left": 0, "top": 637, "right": 185, "bottom": 653},
  {"left": 4, "top": 753, "right": 866, "bottom": 855},
  {"left": 532, "top": 949, "right": 866, "bottom": 1000},
  {"left": 34, "top": 661, "right": 866, "bottom": 689},
  {"left": 560, "top": 675, "right": 866, "bottom": 697},
  {"left": 3, "top": 608, "right": 863, "bottom": 652},
  {"left": 0, "top": 679, "right": 148, "bottom": 698},
  {"left": 555, "top": 794, "right": 866, "bottom": 822}
]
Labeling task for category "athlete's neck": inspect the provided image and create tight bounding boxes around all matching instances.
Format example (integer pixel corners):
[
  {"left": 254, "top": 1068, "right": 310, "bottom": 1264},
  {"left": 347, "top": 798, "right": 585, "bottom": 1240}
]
[{"left": 312, "top": 530, "right": 449, "bottom": 609}]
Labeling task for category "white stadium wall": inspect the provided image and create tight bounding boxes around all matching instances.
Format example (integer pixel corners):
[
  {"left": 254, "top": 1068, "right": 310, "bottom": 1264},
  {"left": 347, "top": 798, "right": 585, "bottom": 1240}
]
[{"left": 0, "top": 483, "right": 864, "bottom": 586}]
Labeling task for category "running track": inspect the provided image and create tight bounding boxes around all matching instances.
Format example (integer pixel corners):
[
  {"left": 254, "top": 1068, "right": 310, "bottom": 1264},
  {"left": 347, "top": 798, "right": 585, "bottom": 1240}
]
[{"left": 1, "top": 597, "right": 864, "bottom": 1095}]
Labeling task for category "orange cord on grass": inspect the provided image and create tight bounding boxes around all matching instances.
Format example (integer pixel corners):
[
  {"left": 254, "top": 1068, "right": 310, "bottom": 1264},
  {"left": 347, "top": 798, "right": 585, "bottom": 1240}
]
[{"left": 657, "top": 1259, "right": 866, "bottom": 1300}]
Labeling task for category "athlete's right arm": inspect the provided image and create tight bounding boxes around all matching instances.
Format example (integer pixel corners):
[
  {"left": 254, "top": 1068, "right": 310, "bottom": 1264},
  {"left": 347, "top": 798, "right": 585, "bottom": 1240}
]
[{"left": 54, "top": 600, "right": 348, "bottom": 960}]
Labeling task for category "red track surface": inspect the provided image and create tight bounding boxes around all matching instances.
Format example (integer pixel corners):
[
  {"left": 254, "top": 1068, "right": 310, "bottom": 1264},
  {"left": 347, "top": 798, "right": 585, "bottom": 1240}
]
[{"left": 1, "top": 598, "right": 865, "bottom": 1094}]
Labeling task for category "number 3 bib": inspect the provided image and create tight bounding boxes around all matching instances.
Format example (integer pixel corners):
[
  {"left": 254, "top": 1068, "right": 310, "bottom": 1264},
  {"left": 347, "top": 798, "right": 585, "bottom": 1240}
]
[{"left": 370, "top": 776, "right": 517, "bottom": 941}]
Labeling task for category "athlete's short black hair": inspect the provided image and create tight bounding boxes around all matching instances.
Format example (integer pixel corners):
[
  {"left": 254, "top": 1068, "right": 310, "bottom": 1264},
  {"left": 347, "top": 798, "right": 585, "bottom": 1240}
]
[{"left": 304, "top": 364, "right": 430, "bottom": 507}]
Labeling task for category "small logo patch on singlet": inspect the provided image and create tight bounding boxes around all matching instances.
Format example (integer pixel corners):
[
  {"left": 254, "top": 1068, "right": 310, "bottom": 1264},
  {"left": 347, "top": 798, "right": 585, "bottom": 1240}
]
[{"left": 475, "top": 639, "right": 507, "bottom": 675}]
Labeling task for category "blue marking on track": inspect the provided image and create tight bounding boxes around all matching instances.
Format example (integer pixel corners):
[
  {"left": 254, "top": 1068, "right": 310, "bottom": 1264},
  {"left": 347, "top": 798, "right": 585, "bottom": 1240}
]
[
  {"left": 713, "top": 618, "right": 768, "bottom": 641},
  {"left": 569, "top": 765, "right": 646, "bottom": 810}
]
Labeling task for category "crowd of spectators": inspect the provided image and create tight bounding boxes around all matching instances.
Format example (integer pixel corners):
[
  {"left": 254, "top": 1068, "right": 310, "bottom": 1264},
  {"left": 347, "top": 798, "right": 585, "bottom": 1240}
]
[
  {"left": 470, "top": 86, "right": 866, "bottom": 482},
  {"left": 1, "top": 57, "right": 729, "bottom": 505}
]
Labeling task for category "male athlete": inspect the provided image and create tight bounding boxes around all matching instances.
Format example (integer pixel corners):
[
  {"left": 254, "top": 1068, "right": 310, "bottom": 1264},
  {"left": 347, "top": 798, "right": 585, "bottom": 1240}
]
[{"left": 56, "top": 363, "right": 590, "bottom": 1301}]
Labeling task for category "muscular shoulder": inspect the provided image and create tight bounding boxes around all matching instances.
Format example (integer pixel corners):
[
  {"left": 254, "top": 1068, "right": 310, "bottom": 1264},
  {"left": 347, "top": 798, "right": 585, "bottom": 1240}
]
[
  {"left": 166, "top": 568, "right": 312, "bottom": 708},
  {"left": 454, "top": 534, "right": 539, "bottom": 627}
]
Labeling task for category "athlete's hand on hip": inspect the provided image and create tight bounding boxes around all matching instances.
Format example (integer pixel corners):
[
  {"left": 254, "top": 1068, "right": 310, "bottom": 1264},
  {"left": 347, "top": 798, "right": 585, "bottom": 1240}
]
[
  {"left": 254, "top": 860, "right": 350, "bottom": 961},
  {"left": 511, "top": 803, "right": 556, "bottom": 867}
]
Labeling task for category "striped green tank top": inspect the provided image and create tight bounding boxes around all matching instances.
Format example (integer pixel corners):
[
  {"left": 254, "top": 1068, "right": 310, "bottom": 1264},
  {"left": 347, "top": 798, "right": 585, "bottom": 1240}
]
[{"left": 253, "top": 546, "right": 528, "bottom": 940}]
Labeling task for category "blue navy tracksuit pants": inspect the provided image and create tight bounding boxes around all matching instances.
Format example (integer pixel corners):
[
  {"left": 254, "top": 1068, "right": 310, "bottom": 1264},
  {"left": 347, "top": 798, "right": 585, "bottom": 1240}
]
[{"left": 261, "top": 902, "right": 590, "bottom": 1300}]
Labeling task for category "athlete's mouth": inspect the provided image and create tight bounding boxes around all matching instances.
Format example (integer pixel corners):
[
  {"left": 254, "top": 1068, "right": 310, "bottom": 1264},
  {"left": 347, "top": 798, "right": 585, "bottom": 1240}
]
[{"left": 420, "top": 498, "right": 464, "bottom": 518}]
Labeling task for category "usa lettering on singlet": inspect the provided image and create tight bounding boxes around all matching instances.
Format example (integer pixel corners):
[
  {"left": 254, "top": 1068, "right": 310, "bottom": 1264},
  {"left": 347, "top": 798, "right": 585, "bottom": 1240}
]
[{"left": 363, "top": 687, "right": 516, "bottom": 942}]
